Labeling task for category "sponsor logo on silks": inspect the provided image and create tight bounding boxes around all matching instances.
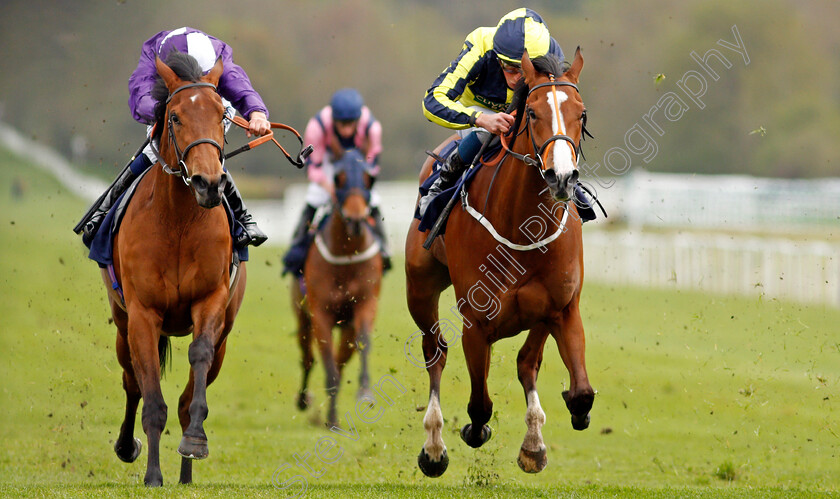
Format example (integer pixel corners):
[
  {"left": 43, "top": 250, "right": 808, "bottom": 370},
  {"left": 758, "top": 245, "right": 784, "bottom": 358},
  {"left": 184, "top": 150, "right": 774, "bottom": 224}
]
[{"left": 473, "top": 95, "right": 507, "bottom": 113}]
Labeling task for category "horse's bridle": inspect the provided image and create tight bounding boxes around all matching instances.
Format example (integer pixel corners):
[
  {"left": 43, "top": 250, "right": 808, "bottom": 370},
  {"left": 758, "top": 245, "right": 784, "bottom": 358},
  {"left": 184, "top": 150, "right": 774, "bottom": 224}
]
[
  {"left": 149, "top": 82, "right": 225, "bottom": 186},
  {"left": 501, "top": 77, "right": 592, "bottom": 176}
]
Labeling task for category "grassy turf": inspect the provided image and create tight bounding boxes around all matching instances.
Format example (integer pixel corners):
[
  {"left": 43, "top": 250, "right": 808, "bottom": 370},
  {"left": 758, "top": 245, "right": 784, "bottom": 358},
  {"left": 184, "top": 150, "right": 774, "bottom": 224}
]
[{"left": 0, "top": 148, "right": 838, "bottom": 497}]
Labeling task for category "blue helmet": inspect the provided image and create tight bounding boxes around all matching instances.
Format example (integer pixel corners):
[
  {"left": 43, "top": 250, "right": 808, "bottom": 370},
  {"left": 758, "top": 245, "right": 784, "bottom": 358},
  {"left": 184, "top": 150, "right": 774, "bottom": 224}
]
[{"left": 330, "top": 88, "right": 364, "bottom": 121}]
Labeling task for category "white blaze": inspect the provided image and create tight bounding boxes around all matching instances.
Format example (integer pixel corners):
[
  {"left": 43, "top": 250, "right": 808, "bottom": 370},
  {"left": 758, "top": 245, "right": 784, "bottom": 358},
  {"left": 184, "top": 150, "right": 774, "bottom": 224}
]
[{"left": 547, "top": 92, "right": 576, "bottom": 177}]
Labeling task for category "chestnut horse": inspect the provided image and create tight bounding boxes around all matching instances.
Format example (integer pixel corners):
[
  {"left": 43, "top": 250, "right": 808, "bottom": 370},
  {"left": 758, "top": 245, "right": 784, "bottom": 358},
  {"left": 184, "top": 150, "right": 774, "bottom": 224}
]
[
  {"left": 104, "top": 53, "right": 246, "bottom": 486},
  {"left": 292, "top": 149, "right": 383, "bottom": 427},
  {"left": 406, "top": 49, "right": 595, "bottom": 477}
]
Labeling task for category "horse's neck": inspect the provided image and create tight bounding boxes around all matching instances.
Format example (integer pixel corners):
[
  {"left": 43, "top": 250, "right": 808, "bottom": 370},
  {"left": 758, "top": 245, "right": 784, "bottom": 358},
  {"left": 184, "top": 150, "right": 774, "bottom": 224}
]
[
  {"left": 325, "top": 211, "right": 372, "bottom": 255},
  {"left": 482, "top": 147, "right": 552, "bottom": 227},
  {"left": 147, "top": 157, "right": 201, "bottom": 224}
]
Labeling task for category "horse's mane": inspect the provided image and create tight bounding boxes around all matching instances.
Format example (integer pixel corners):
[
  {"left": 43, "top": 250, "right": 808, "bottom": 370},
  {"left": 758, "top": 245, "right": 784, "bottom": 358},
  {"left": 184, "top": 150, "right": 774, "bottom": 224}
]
[
  {"left": 507, "top": 55, "right": 570, "bottom": 141},
  {"left": 151, "top": 51, "right": 204, "bottom": 141}
]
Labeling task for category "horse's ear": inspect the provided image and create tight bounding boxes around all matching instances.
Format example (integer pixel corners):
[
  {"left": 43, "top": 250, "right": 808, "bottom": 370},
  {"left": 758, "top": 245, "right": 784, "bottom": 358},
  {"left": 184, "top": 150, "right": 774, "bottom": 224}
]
[
  {"left": 521, "top": 50, "right": 536, "bottom": 87},
  {"left": 155, "top": 56, "right": 180, "bottom": 92},
  {"left": 203, "top": 57, "right": 223, "bottom": 86},
  {"left": 567, "top": 46, "right": 584, "bottom": 83}
]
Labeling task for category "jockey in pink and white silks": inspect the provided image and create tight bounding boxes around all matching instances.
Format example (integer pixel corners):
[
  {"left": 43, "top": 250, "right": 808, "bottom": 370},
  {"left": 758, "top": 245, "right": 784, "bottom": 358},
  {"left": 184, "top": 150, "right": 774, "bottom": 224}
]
[
  {"left": 282, "top": 88, "right": 390, "bottom": 276},
  {"left": 80, "top": 27, "right": 271, "bottom": 249}
]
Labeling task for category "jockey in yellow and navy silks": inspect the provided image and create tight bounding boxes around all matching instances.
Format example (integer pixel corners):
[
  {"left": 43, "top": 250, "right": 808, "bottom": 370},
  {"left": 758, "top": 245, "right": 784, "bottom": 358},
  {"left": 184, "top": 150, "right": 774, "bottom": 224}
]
[
  {"left": 423, "top": 8, "right": 563, "bottom": 131},
  {"left": 418, "top": 8, "right": 564, "bottom": 216}
]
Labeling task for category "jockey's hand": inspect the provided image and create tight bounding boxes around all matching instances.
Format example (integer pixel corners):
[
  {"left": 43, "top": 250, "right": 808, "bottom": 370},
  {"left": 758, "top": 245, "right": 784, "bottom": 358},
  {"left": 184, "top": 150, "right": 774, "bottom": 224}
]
[
  {"left": 247, "top": 111, "right": 271, "bottom": 137},
  {"left": 476, "top": 112, "right": 515, "bottom": 135}
]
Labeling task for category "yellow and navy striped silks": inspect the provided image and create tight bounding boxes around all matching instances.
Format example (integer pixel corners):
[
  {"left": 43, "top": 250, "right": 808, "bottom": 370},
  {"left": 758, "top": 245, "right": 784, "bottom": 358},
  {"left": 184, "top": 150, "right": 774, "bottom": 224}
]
[{"left": 422, "top": 8, "right": 562, "bottom": 130}]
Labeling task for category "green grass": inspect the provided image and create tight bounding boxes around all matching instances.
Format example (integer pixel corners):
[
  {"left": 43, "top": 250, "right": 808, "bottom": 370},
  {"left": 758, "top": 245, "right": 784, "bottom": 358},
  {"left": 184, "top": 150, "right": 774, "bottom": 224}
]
[{"left": 1, "top": 147, "right": 838, "bottom": 497}]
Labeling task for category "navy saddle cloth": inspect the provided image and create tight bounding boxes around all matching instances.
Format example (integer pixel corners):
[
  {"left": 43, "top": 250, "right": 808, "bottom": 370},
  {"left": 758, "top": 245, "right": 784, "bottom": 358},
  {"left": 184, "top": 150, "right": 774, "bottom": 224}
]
[
  {"left": 414, "top": 140, "right": 494, "bottom": 236},
  {"left": 87, "top": 169, "right": 248, "bottom": 267}
]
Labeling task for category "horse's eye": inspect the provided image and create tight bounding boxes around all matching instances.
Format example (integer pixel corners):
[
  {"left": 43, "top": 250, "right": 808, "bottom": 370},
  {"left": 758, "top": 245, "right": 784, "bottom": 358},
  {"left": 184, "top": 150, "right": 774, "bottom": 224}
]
[
  {"left": 170, "top": 113, "right": 181, "bottom": 126},
  {"left": 527, "top": 108, "right": 537, "bottom": 119}
]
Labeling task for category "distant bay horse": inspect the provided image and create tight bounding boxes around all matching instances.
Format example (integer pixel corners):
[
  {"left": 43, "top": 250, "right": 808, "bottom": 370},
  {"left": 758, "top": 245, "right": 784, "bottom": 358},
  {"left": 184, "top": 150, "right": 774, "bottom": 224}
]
[
  {"left": 292, "top": 149, "right": 384, "bottom": 427},
  {"left": 406, "top": 49, "right": 595, "bottom": 476},
  {"left": 105, "top": 53, "right": 246, "bottom": 486}
]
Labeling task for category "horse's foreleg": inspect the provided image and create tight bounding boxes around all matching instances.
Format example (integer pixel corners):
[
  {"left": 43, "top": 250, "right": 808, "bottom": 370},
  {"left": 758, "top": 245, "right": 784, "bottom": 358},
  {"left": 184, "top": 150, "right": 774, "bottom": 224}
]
[
  {"left": 178, "top": 298, "right": 226, "bottom": 460},
  {"left": 516, "top": 326, "right": 550, "bottom": 473},
  {"left": 352, "top": 300, "right": 378, "bottom": 401},
  {"left": 126, "top": 311, "right": 167, "bottom": 487},
  {"left": 178, "top": 339, "right": 228, "bottom": 484},
  {"left": 460, "top": 327, "right": 494, "bottom": 449},
  {"left": 407, "top": 277, "right": 450, "bottom": 478},
  {"left": 296, "top": 302, "right": 315, "bottom": 411},
  {"left": 550, "top": 298, "right": 595, "bottom": 431},
  {"left": 293, "top": 280, "right": 315, "bottom": 411},
  {"left": 311, "top": 309, "right": 340, "bottom": 428},
  {"left": 114, "top": 331, "right": 143, "bottom": 464}
]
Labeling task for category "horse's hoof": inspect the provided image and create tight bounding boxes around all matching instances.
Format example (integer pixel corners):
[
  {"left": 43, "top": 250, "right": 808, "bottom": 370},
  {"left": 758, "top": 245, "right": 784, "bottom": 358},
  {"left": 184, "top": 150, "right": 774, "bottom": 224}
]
[
  {"left": 114, "top": 437, "right": 142, "bottom": 463},
  {"left": 517, "top": 445, "right": 547, "bottom": 473},
  {"left": 297, "top": 391, "right": 312, "bottom": 411},
  {"left": 177, "top": 435, "right": 209, "bottom": 460},
  {"left": 563, "top": 390, "right": 594, "bottom": 431},
  {"left": 460, "top": 424, "right": 492, "bottom": 448},
  {"left": 571, "top": 413, "right": 591, "bottom": 431},
  {"left": 417, "top": 447, "right": 449, "bottom": 477}
]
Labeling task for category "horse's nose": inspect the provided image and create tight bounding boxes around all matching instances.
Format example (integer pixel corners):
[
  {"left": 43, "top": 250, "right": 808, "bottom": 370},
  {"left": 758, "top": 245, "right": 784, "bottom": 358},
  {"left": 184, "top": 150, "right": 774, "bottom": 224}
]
[
  {"left": 190, "top": 173, "right": 225, "bottom": 208},
  {"left": 544, "top": 168, "right": 578, "bottom": 201},
  {"left": 561, "top": 169, "right": 579, "bottom": 192}
]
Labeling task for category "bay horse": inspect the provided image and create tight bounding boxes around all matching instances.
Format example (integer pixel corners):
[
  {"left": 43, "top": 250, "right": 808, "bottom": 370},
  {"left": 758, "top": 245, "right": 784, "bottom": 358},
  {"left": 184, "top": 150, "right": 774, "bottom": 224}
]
[
  {"left": 406, "top": 48, "right": 595, "bottom": 477},
  {"left": 292, "top": 149, "right": 383, "bottom": 428},
  {"left": 104, "top": 53, "right": 246, "bottom": 486}
]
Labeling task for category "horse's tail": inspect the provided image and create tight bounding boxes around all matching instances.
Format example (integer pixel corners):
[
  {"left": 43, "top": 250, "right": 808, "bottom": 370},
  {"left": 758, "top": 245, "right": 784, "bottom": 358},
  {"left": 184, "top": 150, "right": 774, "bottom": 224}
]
[{"left": 158, "top": 336, "right": 172, "bottom": 378}]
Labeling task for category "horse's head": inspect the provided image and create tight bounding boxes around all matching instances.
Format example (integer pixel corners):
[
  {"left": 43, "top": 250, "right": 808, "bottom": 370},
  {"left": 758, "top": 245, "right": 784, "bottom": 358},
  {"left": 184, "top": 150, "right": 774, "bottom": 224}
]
[
  {"left": 154, "top": 53, "right": 227, "bottom": 208},
  {"left": 516, "top": 47, "right": 586, "bottom": 201},
  {"left": 333, "top": 149, "right": 374, "bottom": 237}
]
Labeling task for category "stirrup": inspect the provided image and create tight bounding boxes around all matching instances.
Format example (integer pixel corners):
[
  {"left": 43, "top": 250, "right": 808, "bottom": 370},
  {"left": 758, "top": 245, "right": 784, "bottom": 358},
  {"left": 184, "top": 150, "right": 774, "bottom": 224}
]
[{"left": 82, "top": 213, "right": 105, "bottom": 246}]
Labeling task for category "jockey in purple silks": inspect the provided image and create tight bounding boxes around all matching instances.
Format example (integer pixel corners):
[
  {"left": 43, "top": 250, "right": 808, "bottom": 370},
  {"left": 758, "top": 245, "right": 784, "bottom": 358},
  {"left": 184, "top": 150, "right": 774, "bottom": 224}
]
[{"left": 81, "top": 27, "right": 271, "bottom": 248}]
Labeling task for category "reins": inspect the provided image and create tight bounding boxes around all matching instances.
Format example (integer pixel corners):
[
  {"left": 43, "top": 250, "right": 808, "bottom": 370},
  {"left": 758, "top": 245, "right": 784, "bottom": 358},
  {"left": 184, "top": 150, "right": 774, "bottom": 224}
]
[
  {"left": 151, "top": 81, "right": 312, "bottom": 186},
  {"left": 224, "top": 115, "right": 313, "bottom": 168}
]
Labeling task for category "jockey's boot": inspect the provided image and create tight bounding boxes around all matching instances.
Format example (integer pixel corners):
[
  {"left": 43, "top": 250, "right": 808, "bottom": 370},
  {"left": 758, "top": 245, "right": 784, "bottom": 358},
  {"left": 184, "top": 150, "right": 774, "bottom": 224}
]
[
  {"left": 224, "top": 176, "right": 267, "bottom": 248},
  {"left": 369, "top": 205, "right": 392, "bottom": 272},
  {"left": 282, "top": 204, "right": 318, "bottom": 276},
  {"left": 82, "top": 167, "right": 138, "bottom": 247},
  {"left": 418, "top": 148, "right": 467, "bottom": 217},
  {"left": 573, "top": 183, "right": 597, "bottom": 223}
]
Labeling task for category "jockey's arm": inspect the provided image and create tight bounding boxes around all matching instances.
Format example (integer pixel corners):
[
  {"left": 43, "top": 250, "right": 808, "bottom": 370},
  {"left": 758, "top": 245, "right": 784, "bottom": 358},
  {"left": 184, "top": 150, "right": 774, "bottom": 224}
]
[{"left": 422, "top": 29, "right": 489, "bottom": 129}]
